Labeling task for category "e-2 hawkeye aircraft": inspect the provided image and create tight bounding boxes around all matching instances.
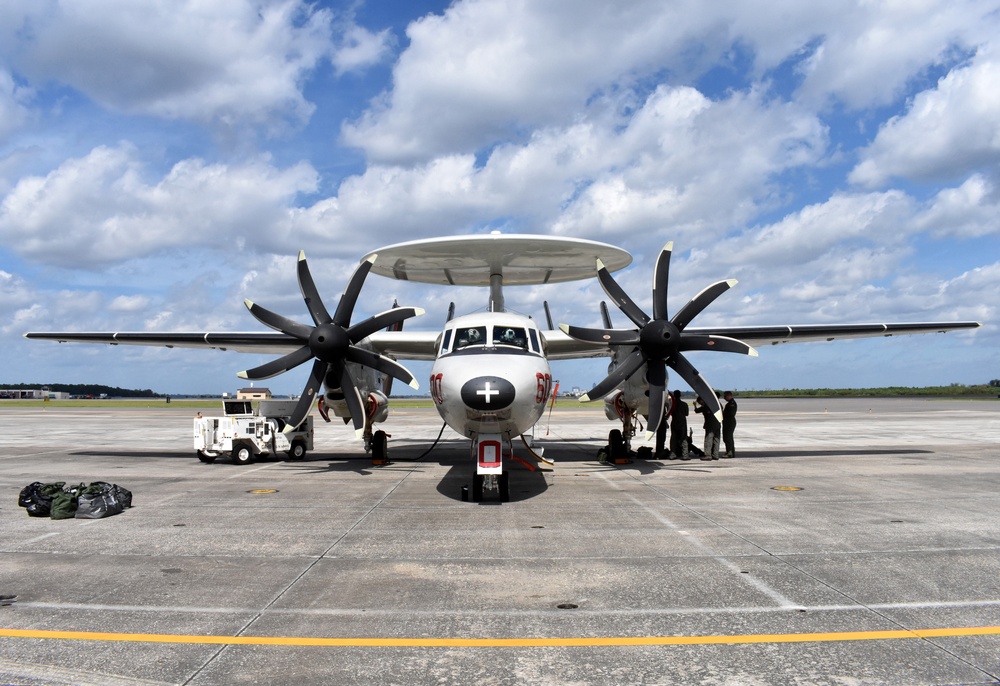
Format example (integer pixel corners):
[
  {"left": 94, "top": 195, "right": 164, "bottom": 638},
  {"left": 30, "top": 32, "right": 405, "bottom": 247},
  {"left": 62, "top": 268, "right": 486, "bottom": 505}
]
[{"left": 25, "top": 234, "right": 980, "bottom": 501}]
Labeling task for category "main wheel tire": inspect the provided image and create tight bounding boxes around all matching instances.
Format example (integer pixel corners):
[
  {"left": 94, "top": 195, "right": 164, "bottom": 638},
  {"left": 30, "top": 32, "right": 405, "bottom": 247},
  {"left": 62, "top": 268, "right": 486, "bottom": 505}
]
[
  {"left": 372, "top": 430, "right": 388, "bottom": 461},
  {"left": 231, "top": 442, "right": 254, "bottom": 465},
  {"left": 472, "top": 474, "right": 484, "bottom": 502},
  {"left": 609, "top": 429, "right": 625, "bottom": 461},
  {"left": 286, "top": 441, "right": 306, "bottom": 460},
  {"left": 197, "top": 451, "right": 216, "bottom": 464},
  {"left": 499, "top": 470, "right": 510, "bottom": 502}
]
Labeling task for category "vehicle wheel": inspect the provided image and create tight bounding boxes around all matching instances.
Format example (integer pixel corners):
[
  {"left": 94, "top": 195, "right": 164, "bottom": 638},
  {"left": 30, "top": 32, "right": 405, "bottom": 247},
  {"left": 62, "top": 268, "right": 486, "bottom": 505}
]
[
  {"left": 472, "top": 474, "right": 484, "bottom": 502},
  {"left": 609, "top": 429, "right": 625, "bottom": 461},
  {"left": 197, "top": 452, "right": 216, "bottom": 464},
  {"left": 372, "top": 430, "right": 388, "bottom": 461},
  {"left": 231, "top": 442, "right": 254, "bottom": 465},
  {"left": 286, "top": 441, "right": 306, "bottom": 460},
  {"left": 499, "top": 470, "right": 510, "bottom": 502}
]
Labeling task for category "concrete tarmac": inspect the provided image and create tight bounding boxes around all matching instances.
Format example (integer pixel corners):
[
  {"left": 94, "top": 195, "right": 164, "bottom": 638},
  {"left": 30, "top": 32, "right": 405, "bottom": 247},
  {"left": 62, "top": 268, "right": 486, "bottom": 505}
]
[{"left": 1, "top": 397, "right": 999, "bottom": 685}]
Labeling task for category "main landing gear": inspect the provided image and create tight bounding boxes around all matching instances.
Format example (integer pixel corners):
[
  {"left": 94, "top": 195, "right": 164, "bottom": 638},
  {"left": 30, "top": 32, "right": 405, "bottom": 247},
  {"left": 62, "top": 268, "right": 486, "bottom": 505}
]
[{"left": 605, "top": 394, "right": 638, "bottom": 464}]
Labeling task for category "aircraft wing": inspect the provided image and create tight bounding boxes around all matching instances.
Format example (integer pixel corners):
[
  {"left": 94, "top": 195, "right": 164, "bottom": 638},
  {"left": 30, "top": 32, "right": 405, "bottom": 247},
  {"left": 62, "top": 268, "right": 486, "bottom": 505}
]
[
  {"left": 23, "top": 329, "right": 443, "bottom": 360},
  {"left": 697, "top": 321, "right": 982, "bottom": 346},
  {"left": 540, "top": 320, "right": 981, "bottom": 360}
]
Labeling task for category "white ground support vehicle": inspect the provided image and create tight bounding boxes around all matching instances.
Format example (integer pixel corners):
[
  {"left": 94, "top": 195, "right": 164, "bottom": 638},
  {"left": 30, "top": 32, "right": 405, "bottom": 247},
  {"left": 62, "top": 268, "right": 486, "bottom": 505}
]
[{"left": 193, "top": 399, "right": 314, "bottom": 465}]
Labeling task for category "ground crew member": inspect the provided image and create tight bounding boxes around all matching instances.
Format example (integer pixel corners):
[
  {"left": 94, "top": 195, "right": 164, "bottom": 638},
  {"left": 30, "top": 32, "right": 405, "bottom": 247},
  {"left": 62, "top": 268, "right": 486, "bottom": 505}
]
[
  {"left": 722, "top": 391, "right": 737, "bottom": 458},
  {"left": 694, "top": 396, "right": 720, "bottom": 460},
  {"left": 668, "top": 390, "right": 689, "bottom": 460}
]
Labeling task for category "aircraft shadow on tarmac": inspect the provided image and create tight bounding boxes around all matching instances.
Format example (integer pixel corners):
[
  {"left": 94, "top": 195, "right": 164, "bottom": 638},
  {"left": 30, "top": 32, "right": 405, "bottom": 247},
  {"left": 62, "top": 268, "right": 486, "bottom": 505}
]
[{"left": 69, "top": 445, "right": 932, "bottom": 504}]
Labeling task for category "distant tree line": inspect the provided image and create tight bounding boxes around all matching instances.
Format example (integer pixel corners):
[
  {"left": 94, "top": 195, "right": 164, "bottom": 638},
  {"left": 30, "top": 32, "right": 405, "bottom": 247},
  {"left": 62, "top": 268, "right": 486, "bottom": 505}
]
[
  {"left": 1, "top": 383, "right": 161, "bottom": 398},
  {"left": 736, "top": 384, "right": 999, "bottom": 398}
]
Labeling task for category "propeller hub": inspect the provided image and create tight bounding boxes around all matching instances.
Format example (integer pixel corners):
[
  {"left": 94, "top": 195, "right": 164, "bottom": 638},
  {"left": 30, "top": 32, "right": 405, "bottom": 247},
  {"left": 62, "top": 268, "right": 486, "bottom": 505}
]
[
  {"left": 640, "top": 320, "right": 680, "bottom": 359},
  {"left": 309, "top": 323, "right": 350, "bottom": 363}
]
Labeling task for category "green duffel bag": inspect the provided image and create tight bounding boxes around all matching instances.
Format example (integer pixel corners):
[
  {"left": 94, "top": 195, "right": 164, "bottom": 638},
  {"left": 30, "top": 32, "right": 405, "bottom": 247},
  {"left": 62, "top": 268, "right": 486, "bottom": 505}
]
[{"left": 49, "top": 483, "right": 85, "bottom": 520}]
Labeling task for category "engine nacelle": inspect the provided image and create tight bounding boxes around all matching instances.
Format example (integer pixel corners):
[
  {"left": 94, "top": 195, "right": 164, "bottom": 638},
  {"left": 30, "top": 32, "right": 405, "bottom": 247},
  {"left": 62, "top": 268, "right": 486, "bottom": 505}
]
[
  {"left": 365, "top": 390, "right": 389, "bottom": 425},
  {"left": 604, "top": 391, "right": 626, "bottom": 421}
]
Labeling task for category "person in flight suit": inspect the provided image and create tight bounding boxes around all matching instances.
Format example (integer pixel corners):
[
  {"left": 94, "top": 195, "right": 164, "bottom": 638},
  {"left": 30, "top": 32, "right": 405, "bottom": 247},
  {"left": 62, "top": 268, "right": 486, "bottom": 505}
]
[
  {"left": 694, "top": 395, "right": 721, "bottom": 461},
  {"left": 668, "top": 390, "right": 689, "bottom": 460},
  {"left": 722, "top": 390, "right": 738, "bottom": 458}
]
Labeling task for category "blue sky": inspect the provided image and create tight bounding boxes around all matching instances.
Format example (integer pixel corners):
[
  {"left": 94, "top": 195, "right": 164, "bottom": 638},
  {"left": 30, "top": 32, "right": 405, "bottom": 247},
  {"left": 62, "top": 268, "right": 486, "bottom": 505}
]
[{"left": 1, "top": 0, "right": 996, "bottom": 396}]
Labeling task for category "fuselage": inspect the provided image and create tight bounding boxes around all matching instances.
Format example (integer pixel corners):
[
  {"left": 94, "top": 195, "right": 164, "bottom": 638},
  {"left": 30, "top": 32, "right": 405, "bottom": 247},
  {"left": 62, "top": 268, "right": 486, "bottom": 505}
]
[{"left": 429, "top": 312, "right": 553, "bottom": 440}]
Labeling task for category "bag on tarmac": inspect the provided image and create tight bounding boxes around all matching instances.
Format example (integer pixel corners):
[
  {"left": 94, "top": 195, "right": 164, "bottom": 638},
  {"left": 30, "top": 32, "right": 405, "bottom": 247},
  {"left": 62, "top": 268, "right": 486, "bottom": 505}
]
[
  {"left": 18, "top": 481, "right": 65, "bottom": 518},
  {"left": 49, "top": 483, "right": 85, "bottom": 520},
  {"left": 75, "top": 481, "right": 130, "bottom": 519}
]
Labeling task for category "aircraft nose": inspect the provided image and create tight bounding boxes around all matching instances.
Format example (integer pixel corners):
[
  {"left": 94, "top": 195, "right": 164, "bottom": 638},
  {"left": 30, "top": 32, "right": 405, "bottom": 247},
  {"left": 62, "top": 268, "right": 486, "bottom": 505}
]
[{"left": 460, "top": 376, "right": 516, "bottom": 410}]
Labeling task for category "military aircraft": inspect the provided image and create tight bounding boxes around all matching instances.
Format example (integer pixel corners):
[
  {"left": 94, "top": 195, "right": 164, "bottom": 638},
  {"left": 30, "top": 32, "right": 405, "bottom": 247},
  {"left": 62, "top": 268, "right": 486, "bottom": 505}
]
[{"left": 25, "top": 234, "right": 980, "bottom": 500}]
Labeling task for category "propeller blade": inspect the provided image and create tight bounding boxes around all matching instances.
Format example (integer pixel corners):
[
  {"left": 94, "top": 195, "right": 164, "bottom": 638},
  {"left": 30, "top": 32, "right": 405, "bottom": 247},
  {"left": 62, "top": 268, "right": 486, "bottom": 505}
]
[
  {"left": 651, "top": 242, "right": 673, "bottom": 321},
  {"left": 338, "top": 363, "right": 366, "bottom": 438},
  {"left": 333, "top": 254, "right": 376, "bottom": 328},
  {"left": 679, "top": 334, "right": 758, "bottom": 357},
  {"left": 238, "top": 345, "right": 313, "bottom": 380},
  {"left": 345, "top": 346, "right": 420, "bottom": 389},
  {"left": 347, "top": 306, "right": 424, "bottom": 343},
  {"left": 284, "top": 358, "right": 327, "bottom": 433},
  {"left": 644, "top": 358, "right": 668, "bottom": 441},
  {"left": 596, "top": 259, "right": 650, "bottom": 328},
  {"left": 671, "top": 279, "right": 737, "bottom": 331},
  {"left": 669, "top": 353, "right": 722, "bottom": 422},
  {"left": 600, "top": 301, "right": 613, "bottom": 328},
  {"left": 446, "top": 302, "right": 455, "bottom": 322},
  {"left": 559, "top": 324, "right": 640, "bottom": 346},
  {"left": 244, "top": 300, "right": 313, "bottom": 339},
  {"left": 580, "top": 348, "right": 647, "bottom": 402},
  {"left": 297, "top": 251, "right": 334, "bottom": 326}
]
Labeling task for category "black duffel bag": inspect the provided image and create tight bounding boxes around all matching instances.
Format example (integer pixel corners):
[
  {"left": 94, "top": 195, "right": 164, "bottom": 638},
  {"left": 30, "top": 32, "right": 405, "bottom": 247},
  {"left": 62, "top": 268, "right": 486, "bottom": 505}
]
[
  {"left": 75, "top": 482, "right": 132, "bottom": 519},
  {"left": 18, "top": 481, "right": 65, "bottom": 518}
]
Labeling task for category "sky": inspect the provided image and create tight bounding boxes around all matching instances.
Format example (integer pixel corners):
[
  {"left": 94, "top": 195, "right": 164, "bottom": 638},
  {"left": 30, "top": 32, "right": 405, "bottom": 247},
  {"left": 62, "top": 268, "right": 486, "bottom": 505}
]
[{"left": 1, "top": 0, "right": 997, "bottom": 397}]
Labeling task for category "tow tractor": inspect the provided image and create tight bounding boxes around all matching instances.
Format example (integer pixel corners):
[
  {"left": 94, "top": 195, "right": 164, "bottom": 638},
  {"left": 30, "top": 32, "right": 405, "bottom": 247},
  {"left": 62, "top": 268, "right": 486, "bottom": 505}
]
[{"left": 193, "top": 399, "right": 314, "bottom": 465}]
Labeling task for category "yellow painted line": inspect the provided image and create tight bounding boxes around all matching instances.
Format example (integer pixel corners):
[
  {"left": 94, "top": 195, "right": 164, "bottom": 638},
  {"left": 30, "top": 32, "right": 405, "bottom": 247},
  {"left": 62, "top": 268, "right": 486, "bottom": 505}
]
[{"left": 2, "top": 626, "right": 1000, "bottom": 648}]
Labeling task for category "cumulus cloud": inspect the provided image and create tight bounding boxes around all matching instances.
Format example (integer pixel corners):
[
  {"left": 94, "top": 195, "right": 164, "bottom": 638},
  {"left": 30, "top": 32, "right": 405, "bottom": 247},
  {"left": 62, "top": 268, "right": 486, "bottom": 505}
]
[
  {"left": 341, "top": 0, "right": 996, "bottom": 163},
  {"left": 2, "top": 0, "right": 334, "bottom": 131},
  {"left": 332, "top": 24, "right": 394, "bottom": 75},
  {"left": 0, "top": 144, "right": 319, "bottom": 268},
  {"left": 850, "top": 50, "right": 1000, "bottom": 187},
  {"left": 913, "top": 174, "right": 1000, "bottom": 238},
  {"left": 0, "top": 70, "right": 33, "bottom": 143}
]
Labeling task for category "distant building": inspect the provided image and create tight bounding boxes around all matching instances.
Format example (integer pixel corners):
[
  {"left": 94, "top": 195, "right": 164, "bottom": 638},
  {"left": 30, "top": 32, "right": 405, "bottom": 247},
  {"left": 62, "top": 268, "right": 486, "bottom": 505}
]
[
  {"left": 236, "top": 387, "right": 272, "bottom": 400},
  {"left": 0, "top": 388, "right": 71, "bottom": 400}
]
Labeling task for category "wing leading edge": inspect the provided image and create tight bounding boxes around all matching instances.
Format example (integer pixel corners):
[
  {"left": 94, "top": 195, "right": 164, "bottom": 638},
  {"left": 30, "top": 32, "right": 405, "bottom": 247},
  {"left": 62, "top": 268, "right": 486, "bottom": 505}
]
[
  {"left": 24, "top": 330, "right": 443, "bottom": 360},
  {"left": 539, "top": 320, "right": 981, "bottom": 360}
]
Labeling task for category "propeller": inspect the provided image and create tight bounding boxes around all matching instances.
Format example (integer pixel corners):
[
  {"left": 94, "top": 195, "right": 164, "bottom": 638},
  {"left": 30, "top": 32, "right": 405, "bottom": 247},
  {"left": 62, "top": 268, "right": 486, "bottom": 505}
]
[
  {"left": 559, "top": 241, "right": 756, "bottom": 439},
  {"left": 238, "top": 251, "right": 424, "bottom": 437}
]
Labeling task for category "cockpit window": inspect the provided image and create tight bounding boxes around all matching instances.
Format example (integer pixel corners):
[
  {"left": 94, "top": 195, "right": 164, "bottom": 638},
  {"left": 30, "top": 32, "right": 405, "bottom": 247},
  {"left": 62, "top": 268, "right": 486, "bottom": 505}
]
[
  {"left": 493, "top": 326, "right": 528, "bottom": 350},
  {"left": 454, "top": 326, "right": 487, "bottom": 350}
]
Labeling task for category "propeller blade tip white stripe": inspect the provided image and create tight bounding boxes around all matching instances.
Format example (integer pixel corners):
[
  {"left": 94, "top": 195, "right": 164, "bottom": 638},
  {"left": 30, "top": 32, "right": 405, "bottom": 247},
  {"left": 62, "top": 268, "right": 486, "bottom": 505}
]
[{"left": 408, "top": 379, "right": 420, "bottom": 389}]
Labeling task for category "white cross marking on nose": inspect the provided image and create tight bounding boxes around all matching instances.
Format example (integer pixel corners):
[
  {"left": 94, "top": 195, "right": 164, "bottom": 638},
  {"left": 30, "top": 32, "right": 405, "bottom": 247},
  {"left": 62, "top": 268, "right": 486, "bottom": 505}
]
[{"left": 477, "top": 381, "right": 500, "bottom": 404}]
